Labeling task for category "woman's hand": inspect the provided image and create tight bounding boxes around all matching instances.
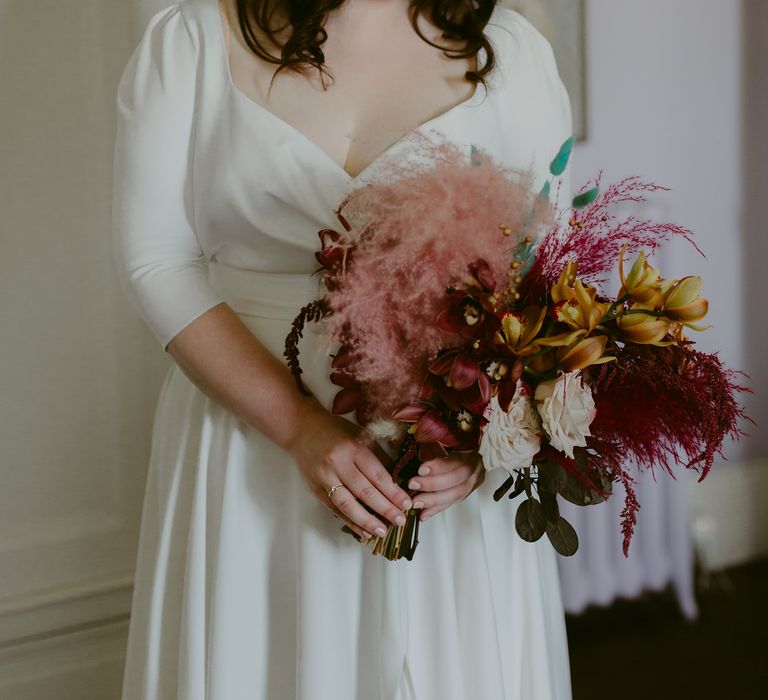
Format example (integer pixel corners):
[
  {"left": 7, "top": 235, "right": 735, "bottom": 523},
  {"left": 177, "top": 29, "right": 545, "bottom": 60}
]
[
  {"left": 286, "top": 400, "right": 413, "bottom": 541},
  {"left": 407, "top": 452, "right": 486, "bottom": 522}
]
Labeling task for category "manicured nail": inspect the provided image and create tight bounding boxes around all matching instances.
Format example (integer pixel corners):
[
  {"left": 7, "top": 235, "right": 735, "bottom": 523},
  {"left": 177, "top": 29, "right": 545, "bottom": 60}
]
[
  {"left": 375, "top": 526, "right": 387, "bottom": 537},
  {"left": 413, "top": 500, "right": 424, "bottom": 509},
  {"left": 395, "top": 514, "right": 406, "bottom": 526},
  {"left": 421, "top": 512, "right": 431, "bottom": 521},
  {"left": 409, "top": 480, "right": 421, "bottom": 490},
  {"left": 361, "top": 531, "right": 372, "bottom": 540},
  {"left": 418, "top": 465, "right": 430, "bottom": 476},
  {"left": 402, "top": 498, "right": 413, "bottom": 510}
]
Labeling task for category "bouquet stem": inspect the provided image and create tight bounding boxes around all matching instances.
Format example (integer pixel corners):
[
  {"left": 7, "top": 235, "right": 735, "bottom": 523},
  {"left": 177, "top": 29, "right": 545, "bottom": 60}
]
[{"left": 342, "top": 435, "right": 423, "bottom": 561}]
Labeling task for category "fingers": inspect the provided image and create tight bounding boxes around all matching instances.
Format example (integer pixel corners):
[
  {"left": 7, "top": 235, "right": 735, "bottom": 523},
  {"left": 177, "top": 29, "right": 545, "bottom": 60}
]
[
  {"left": 354, "top": 448, "right": 413, "bottom": 511},
  {"left": 329, "top": 484, "right": 392, "bottom": 538},
  {"left": 343, "top": 467, "right": 409, "bottom": 529},
  {"left": 322, "top": 497, "right": 372, "bottom": 541},
  {"left": 408, "top": 461, "right": 474, "bottom": 493}
]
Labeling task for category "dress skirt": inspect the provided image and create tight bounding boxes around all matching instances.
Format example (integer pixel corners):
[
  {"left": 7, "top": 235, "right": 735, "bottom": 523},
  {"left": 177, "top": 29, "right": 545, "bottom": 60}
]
[{"left": 120, "top": 260, "right": 573, "bottom": 700}]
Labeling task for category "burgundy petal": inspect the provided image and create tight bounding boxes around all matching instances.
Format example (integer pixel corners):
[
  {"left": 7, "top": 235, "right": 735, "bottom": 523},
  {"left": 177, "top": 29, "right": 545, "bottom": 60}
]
[
  {"left": 331, "top": 345, "right": 353, "bottom": 369},
  {"left": 429, "top": 350, "right": 459, "bottom": 375},
  {"left": 497, "top": 378, "right": 516, "bottom": 412},
  {"left": 330, "top": 370, "right": 357, "bottom": 388},
  {"left": 475, "top": 259, "right": 496, "bottom": 292},
  {"left": 331, "top": 386, "right": 361, "bottom": 415},
  {"left": 440, "top": 431, "right": 460, "bottom": 448},
  {"left": 391, "top": 402, "right": 428, "bottom": 422},
  {"left": 414, "top": 411, "right": 450, "bottom": 443},
  {"left": 318, "top": 228, "right": 342, "bottom": 247},
  {"left": 419, "top": 441, "right": 448, "bottom": 461},
  {"left": 477, "top": 372, "right": 492, "bottom": 404},
  {"left": 436, "top": 305, "right": 465, "bottom": 334},
  {"left": 450, "top": 353, "right": 479, "bottom": 390}
]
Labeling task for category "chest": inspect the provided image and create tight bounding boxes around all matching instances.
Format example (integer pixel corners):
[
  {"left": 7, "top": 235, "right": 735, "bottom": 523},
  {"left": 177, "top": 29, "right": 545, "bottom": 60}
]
[{"left": 221, "top": 0, "right": 480, "bottom": 178}]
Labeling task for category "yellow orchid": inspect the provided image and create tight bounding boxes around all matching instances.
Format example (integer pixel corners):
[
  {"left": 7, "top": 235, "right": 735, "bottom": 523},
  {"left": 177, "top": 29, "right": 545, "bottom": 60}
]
[
  {"left": 551, "top": 261, "right": 579, "bottom": 303},
  {"left": 557, "top": 335, "right": 616, "bottom": 372},
  {"left": 662, "top": 275, "right": 710, "bottom": 328},
  {"left": 618, "top": 246, "right": 665, "bottom": 306},
  {"left": 551, "top": 261, "right": 610, "bottom": 333},
  {"left": 616, "top": 303, "right": 676, "bottom": 345},
  {"left": 497, "top": 304, "right": 547, "bottom": 356}
]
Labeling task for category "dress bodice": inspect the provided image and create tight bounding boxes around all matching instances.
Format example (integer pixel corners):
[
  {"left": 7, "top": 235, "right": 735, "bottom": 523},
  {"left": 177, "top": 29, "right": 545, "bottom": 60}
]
[{"left": 112, "top": 0, "right": 573, "bottom": 350}]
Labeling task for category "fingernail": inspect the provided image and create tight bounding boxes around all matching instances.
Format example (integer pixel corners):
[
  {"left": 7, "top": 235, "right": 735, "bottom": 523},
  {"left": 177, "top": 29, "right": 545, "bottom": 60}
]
[
  {"left": 361, "top": 531, "right": 372, "bottom": 540},
  {"left": 421, "top": 512, "right": 431, "bottom": 521},
  {"left": 375, "top": 526, "right": 387, "bottom": 537},
  {"left": 413, "top": 500, "right": 424, "bottom": 509},
  {"left": 395, "top": 514, "right": 406, "bottom": 526},
  {"left": 402, "top": 499, "right": 413, "bottom": 510},
  {"left": 409, "top": 480, "right": 420, "bottom": 490},
  {"left": 418, "top": 465, "right": 430, "bottom": 476}
]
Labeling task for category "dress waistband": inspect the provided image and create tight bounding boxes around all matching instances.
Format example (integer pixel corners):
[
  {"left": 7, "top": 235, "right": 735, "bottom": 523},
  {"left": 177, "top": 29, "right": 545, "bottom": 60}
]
[{"left": 207, "top": 259, "right": 325, "bottom": 321}]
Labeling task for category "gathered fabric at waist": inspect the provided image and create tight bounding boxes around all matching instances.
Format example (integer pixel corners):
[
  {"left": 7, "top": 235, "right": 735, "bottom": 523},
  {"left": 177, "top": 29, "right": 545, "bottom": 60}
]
[{"left": 207, "top": 258, "right": 325, "bottom": 321}]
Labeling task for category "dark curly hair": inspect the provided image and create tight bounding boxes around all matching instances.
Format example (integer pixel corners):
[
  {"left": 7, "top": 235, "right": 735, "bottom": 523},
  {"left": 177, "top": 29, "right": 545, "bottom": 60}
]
[{"left": 232, "top": 0, "right": 498, "bottom": 95}]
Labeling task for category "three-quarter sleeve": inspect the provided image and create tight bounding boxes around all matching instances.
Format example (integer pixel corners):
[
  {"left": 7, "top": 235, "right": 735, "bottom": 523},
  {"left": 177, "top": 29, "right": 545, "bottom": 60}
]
[{"left": 112, "top": 2, "right": 226, "bottom": 351}]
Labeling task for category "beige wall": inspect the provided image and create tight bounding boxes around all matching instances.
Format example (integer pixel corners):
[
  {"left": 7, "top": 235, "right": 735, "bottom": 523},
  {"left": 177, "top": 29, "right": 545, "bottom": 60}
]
[{"left": 0, "top": 1, "right": 171, "bottom": 696}]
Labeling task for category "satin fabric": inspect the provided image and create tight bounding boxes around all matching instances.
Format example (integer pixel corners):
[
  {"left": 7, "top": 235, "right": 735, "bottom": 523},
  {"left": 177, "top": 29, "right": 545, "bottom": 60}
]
[{"left": 112, "top": 1, "right": 575, "bottom": 697}]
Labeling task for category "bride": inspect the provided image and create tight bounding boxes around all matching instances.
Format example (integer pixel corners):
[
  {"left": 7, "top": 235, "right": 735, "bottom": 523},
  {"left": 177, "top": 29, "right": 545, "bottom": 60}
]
[{"left": 113, "top": 0, "right": 573, "bottom": 697}]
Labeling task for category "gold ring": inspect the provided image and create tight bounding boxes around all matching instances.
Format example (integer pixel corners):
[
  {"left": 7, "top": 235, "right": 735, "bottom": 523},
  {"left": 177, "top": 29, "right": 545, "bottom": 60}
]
[{"left": 327, "top": 483, "right": 344, "bottom": 499}]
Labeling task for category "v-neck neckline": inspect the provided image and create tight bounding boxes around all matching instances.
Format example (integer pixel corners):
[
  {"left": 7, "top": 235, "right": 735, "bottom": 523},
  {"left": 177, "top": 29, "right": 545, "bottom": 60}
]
[{"left": 212, "top": 0, "right": 501, "bottom": 185}]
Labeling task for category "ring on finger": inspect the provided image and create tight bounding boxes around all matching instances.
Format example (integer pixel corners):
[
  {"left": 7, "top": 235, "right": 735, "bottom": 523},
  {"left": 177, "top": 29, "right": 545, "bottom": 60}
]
[{"left": 327, "top": 482, "right": 344, "bottom": 499}]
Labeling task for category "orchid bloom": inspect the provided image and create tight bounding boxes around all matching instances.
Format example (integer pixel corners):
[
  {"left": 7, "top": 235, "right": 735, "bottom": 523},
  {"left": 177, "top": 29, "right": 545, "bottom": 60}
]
[
  {"left": 496, "top": 305, "right": 546, "bottom": 356},
  {"left": 617, "top": 246, "right": 665, "bottom": 306},
  {"left": 616, "top": 304, "right": 675, "bottom": 345},
  {"left": 550, "top": 261, "right": 609, "bottom": 334},
  {"left": 661, "top": 275, "right": 709, "bottom": 329},
  {"left": 556, "top": 334, "right": 616, "bottom": 371}
]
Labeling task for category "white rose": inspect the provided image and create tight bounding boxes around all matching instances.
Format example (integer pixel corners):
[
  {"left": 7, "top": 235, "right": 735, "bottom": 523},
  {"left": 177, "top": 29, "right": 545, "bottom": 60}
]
[
  {"left": 534, "top": 370, "right": 596, "bottom": 459},
  {"left": 478, "top": 381, "right": 543, "bottom": 474}
]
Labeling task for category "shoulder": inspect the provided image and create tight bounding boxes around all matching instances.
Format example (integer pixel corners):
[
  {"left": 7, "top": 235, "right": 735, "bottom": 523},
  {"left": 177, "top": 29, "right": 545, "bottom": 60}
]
[
  {"left": 116, "top": 1, "right": 204, "bottom": 111},
  {"left": 489, "top": 5, "right": 562, "bottom": 82},
  {"left": 489, "top": 5, "right": 572, "bottom": 129}
]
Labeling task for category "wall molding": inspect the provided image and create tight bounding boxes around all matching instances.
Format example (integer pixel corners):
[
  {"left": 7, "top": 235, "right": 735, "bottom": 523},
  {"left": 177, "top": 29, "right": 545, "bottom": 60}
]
[{"left": 0, "top": 575, "right": 133, "bottom": 649}]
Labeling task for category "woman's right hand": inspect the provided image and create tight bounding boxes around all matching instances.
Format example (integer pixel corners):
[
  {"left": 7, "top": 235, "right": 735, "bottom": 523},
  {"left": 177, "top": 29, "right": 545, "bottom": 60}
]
[{"left": 286, "top": 399, "right": 413, "bottom": 541}]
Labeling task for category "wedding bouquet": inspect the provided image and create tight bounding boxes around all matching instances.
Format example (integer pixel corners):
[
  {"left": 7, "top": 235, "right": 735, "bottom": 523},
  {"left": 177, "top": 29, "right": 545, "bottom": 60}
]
[{"left": 284, "top": 133, "right": 752, "bottom": 561}]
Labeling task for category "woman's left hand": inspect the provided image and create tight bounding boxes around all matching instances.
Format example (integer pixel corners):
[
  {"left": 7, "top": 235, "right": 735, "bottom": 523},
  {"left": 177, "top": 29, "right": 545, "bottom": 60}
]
[{"left": 407, "top": 452, "right": 486, "bottom": 522}]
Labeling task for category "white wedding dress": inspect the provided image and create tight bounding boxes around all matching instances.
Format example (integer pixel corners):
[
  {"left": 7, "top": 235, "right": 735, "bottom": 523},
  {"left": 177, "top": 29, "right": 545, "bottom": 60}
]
[{"left": 112, "top": 1, "right": 574, "bottom": 698}]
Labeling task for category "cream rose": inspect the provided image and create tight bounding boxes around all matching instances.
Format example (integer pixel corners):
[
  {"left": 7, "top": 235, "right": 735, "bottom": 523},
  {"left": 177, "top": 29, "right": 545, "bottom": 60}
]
[
  {"left": 534, "top": 370, "right": 596, "bottom": 459},
  {"left": 478, "top": 381, "right": 543, "bottom": 474}
]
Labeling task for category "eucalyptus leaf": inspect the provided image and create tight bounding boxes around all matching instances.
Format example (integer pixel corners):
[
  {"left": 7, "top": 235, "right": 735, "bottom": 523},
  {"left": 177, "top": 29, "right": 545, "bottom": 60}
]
[
  {"left": 540, "top": 491, "right": 560, "bottom": 523},
  {"left": 493, "top": 473, "right": 515, "bottom": 502},
  {"left": 539, "top": 179, "right": 551, "bottom": 199},
  {"left": 572, "top": 187, "right": 599, "bottom": 209},
  {"left": 508, "top": 472, "right": 526, "bottom": 499},
  {"left": 549, "top": 136, "right": 574, "bottom": 176},
  {"left": 546, "top": 516, "right": 579, "bottom": 556},
  {"left": 515, "top": 498, "right": 547, "bottom": 542},
  {"left": 559, "top": 470, "right": 598, "bottom": 506},
  {"left": 536, "top": 460, "right": 567, "bottom": 493}
]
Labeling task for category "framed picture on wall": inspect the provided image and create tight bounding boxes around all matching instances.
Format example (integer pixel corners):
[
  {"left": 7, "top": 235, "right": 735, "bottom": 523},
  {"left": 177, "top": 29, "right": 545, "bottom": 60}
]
[{"left": 502, "top": 0, "right": 588, "bottom": 141}]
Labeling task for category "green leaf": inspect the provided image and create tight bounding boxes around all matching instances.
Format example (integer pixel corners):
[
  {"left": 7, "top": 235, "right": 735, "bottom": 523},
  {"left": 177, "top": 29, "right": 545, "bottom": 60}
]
[
  {"left": 546, "top": 516, "right": 579, "bottom": 556},
  {"left": 572, "top": 187, "right": 599, "bottom": 209},
  {"left": 508, "top": 472, "right": 526, "bottom": 499},
  {"left": 515, "top": 497, "right": 547, "bottom": 542},
  {"left": 559, "top": 470, "right": 599, "bottom": 506},
  {"left": 550, "top": 136, "right": 574, "bottom": 176},
  {"left": 539, "top": 179, "right": 551, "bottom": 199},
  {"left": 493, "top": 473, "right": 516, "bottom": 501},
  {"left": 540, "top": 491, "right": 560, "bottom": 523},
  {"left": 536, "top": 460, "right": 567, "bottom": 493}
]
